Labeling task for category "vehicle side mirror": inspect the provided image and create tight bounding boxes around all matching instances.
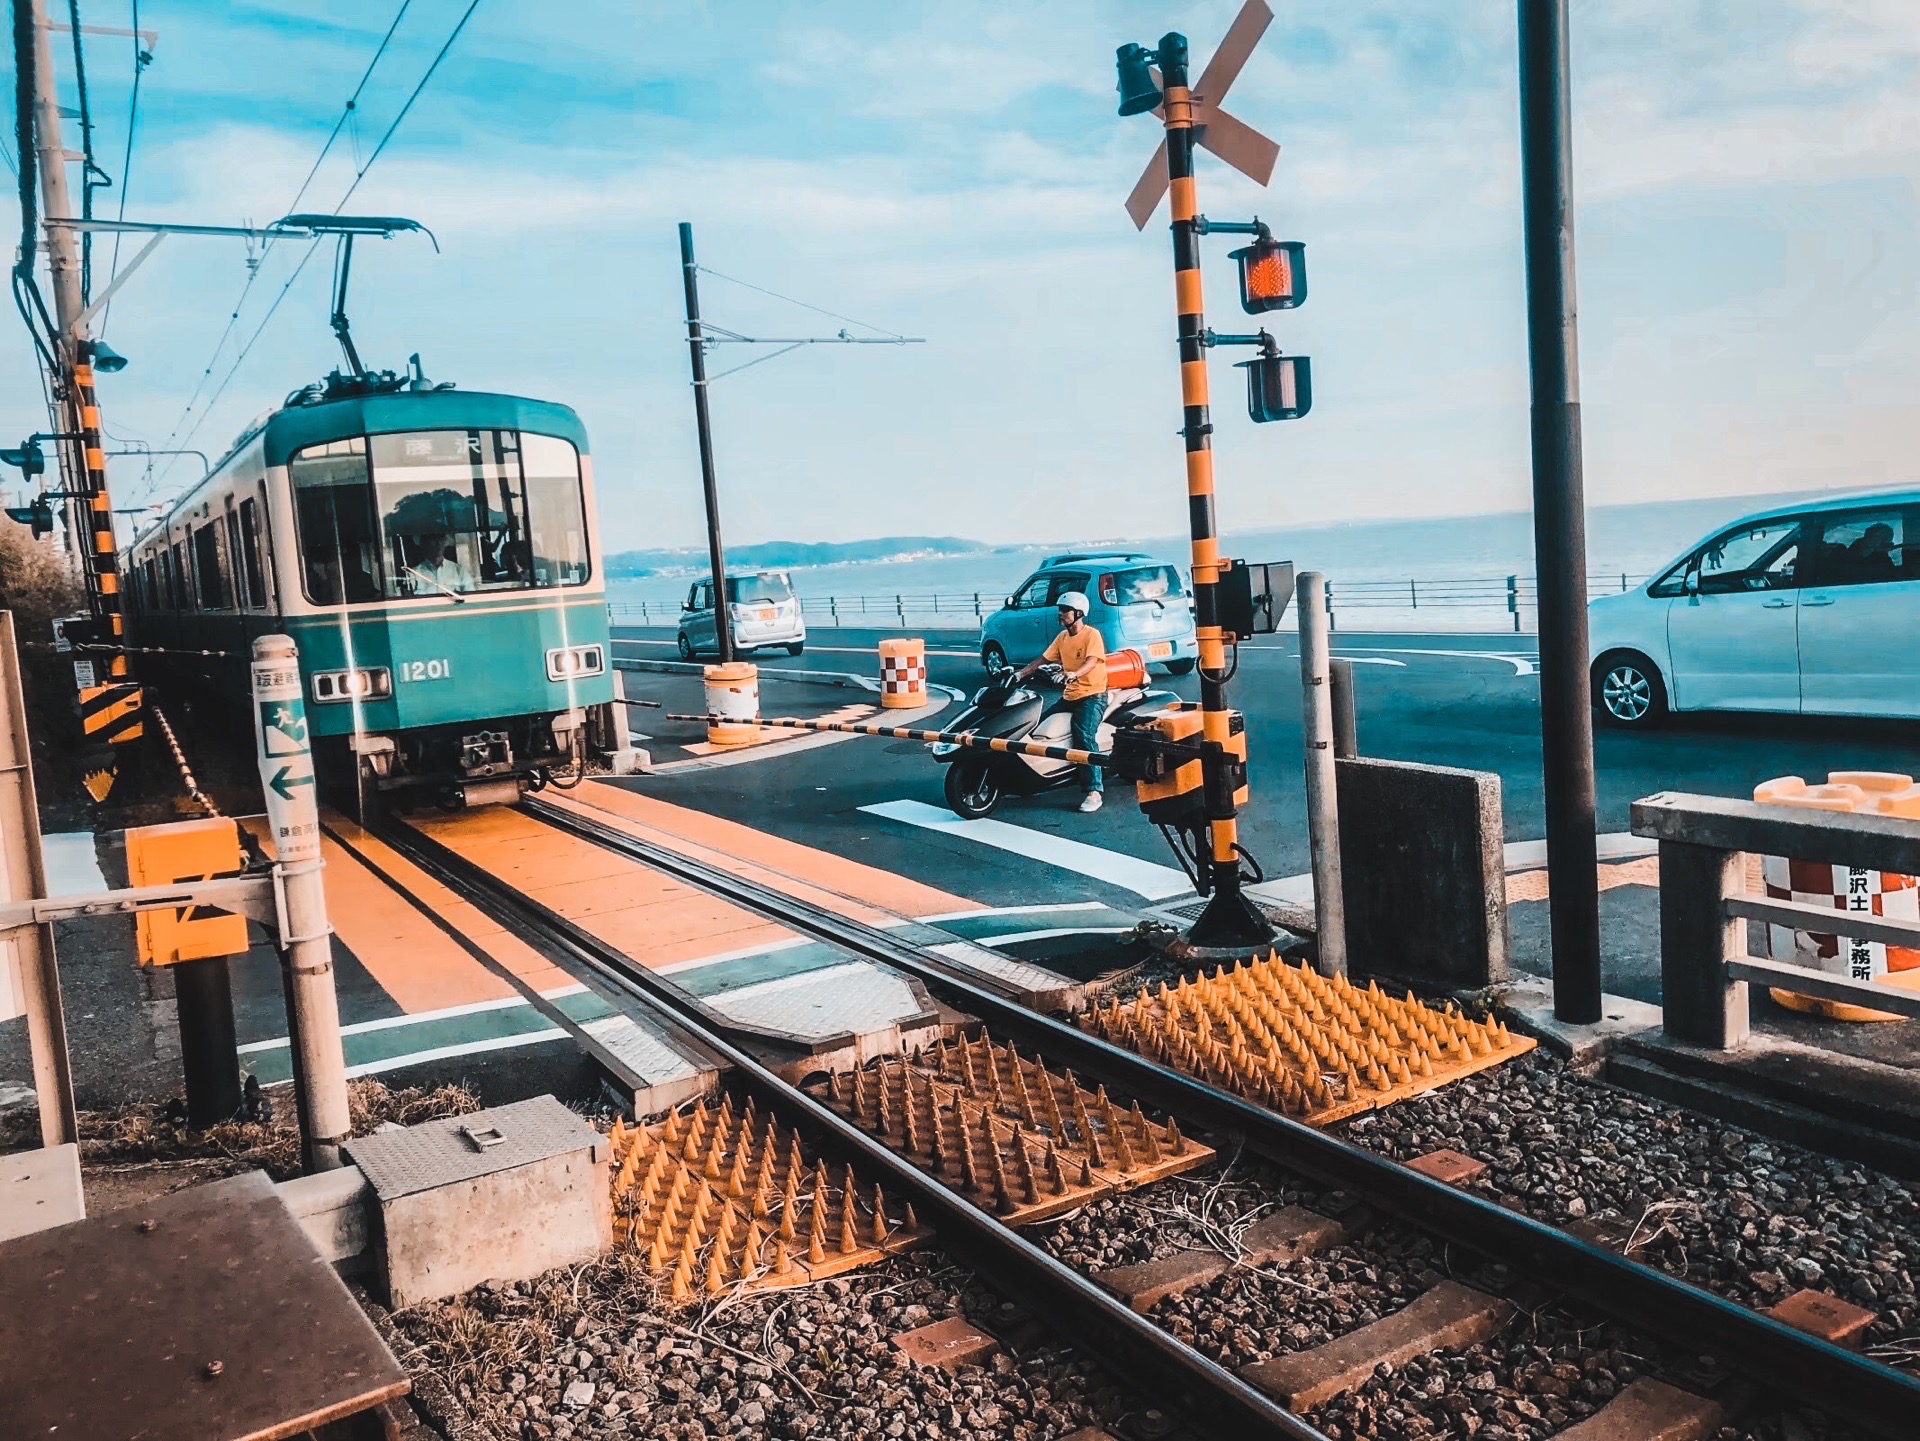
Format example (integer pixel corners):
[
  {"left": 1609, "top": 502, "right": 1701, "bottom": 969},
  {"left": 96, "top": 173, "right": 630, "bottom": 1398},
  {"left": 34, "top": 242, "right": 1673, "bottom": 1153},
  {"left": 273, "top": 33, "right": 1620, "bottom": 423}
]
[
  {"left": 1683, "top": 568, "right": 1700, "bottom": 596},
  {"left": 1005, "top": 595, "right": 1018, "bottom": 609}
]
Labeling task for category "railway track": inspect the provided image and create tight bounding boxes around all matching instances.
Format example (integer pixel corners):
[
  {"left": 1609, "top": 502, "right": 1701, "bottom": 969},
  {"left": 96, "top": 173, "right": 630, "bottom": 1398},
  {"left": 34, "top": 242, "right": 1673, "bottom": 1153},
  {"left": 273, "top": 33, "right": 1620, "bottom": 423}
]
[{"left": 366, "top": 796, "right": 1920, "bottom": 1440}]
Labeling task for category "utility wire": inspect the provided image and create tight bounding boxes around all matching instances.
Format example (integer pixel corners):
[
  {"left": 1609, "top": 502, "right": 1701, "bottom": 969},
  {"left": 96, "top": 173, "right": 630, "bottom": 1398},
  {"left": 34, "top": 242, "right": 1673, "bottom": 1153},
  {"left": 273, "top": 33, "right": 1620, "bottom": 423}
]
[
  {"left": 99, "top": 0, "right": 151, "bottom": 337},
  {"left": 145, "top": 0, "right": 482, "bottom": 497},
  {"left": 697, "top": 263, "right": 907, "bottom": 340},
  {"left": 67, "top": 0, "right": 112, "bottom": 303},
  {"left": 141, "top": 0, "right": 420, "bottom": 496}
]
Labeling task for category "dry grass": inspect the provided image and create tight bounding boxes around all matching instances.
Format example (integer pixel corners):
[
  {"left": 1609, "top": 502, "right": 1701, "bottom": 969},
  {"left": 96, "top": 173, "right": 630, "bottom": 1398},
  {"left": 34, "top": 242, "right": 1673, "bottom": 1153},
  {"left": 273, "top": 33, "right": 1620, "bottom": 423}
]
[{"left": 0, "top": 1078, "right": 480, "bottom": 1182}]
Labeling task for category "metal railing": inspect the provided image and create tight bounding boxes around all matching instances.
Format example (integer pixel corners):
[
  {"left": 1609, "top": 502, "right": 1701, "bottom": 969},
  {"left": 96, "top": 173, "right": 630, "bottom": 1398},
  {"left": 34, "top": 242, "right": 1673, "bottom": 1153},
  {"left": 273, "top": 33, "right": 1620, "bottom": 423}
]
[
  {"left": 606, "top": 573, "right": 1653, "bottom": 633},
  {"left": 1631, "top": 791, "right": 1920, "bottom": 1048}
]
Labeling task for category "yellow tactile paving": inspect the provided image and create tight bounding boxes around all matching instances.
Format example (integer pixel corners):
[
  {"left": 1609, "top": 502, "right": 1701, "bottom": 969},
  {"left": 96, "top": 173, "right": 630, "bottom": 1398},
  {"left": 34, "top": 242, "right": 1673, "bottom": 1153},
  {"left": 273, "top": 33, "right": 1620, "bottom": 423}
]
[
  {"left": 243, "top": 814, "right": 520, "bottom": 1014},
  {"left": 546, "top": 781, "right": 978, "bottom": 923},
  {"left": 1084, "top": 954, "right": 1534, "bottom": 1127},
  {"left": 405, "top": 805, "right": 794, "bottom": 970}
]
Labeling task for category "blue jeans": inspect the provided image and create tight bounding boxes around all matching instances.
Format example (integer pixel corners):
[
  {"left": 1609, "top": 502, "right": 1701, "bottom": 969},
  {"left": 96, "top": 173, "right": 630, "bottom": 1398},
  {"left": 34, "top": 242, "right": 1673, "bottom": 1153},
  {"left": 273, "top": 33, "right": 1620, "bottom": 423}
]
[{"left": 1068, "top": 694, "right": 1104, "bottom": 792}]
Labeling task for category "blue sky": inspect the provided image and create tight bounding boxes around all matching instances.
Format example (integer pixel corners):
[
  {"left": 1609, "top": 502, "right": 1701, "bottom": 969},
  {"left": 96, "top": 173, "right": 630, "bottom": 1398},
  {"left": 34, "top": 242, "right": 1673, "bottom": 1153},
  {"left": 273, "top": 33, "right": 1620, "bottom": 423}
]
[{"left": 5, "top": 1, "right": 1918, "bottom": 553}]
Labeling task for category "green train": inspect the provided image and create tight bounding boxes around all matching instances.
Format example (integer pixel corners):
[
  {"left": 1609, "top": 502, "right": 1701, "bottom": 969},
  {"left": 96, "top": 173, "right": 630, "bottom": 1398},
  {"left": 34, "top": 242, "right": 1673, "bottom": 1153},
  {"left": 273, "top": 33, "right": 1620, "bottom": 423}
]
[{"left": 123, "top": 368, "right": 616, "bottom": 805}]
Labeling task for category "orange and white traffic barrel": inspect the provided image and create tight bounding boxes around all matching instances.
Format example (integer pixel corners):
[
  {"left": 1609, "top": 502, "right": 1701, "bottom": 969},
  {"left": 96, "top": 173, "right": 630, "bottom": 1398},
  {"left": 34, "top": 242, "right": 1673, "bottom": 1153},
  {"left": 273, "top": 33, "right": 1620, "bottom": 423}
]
[
  {"left": 1753, "top": 771, "right": 1920, "bottom": 1022},
  {"left": 702, "top": 662, "right": 759, "bottom": 746},
  {"left": 878, "top": 638, "right": 927, "bottom": 710}
]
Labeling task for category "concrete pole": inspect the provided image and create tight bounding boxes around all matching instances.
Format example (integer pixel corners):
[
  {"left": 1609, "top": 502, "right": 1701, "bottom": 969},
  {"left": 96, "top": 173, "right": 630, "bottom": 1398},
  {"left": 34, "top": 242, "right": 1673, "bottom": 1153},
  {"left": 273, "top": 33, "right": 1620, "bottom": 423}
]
[
  {"left": 679, "top": 223, "right": 734, "bottom": 666},
  {"left": 1296, "top": 572, "right": 1347, "bottom": 977},
  {"left": 0, "top": 614, "right": 77, "bottom": 1146},
  {"left": 27, "top": 0, "right": 85, "bottom": 344},
  {"left": 250, "top": 635, "right": 349, "bottom": 1171}
]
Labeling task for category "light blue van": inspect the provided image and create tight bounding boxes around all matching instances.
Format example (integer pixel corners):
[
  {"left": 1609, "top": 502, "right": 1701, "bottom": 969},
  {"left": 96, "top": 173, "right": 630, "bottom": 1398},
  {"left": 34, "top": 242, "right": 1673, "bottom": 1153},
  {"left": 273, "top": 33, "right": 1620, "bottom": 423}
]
[{"left": 979, "top": 551, "right": 1198, "bottom": 675}]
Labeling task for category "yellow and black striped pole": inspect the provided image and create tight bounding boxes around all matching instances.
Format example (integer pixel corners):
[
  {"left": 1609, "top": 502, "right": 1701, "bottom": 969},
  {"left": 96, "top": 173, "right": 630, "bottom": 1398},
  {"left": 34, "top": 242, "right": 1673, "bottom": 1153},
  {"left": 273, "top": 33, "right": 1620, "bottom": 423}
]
[
  {"left": 69, "top": 347, "right": 143, "bottom": 792},
  {"left": 666, "top": 712, "right": 1108, "bottom": 769},
  {"left": 1153, "top": 32, "right": 1273, "bottom": 952}
]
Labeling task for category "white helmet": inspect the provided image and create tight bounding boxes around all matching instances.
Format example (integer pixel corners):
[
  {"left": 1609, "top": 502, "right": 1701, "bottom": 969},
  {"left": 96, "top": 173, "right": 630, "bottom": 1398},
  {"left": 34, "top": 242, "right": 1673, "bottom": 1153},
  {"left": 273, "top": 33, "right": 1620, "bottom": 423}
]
[{"left": 1056, "top": 591, "right": 1091, "bottom": 616}]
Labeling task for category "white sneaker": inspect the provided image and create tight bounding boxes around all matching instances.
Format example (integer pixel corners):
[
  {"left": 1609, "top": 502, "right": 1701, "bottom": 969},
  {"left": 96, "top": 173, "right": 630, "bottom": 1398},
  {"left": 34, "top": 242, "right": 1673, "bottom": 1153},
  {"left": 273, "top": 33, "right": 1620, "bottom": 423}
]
[{"left": 1078, "top": 791, "right": 1103, "bottom": 813}]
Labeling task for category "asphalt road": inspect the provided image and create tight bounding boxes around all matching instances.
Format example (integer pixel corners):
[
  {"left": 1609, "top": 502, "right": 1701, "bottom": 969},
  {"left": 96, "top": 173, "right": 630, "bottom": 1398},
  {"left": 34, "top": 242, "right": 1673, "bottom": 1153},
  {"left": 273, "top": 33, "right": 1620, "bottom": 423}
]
[{"left": 614, "top": 625, "right": 1920, "bottom": 1000}]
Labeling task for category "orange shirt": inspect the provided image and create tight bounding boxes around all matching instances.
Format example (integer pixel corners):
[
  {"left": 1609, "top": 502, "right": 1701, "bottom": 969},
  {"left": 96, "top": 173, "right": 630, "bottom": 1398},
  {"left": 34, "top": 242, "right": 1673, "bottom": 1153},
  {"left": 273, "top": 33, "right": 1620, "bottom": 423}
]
[{"left": 1044, "top": 624, "right": 1108, "bottom": 701}]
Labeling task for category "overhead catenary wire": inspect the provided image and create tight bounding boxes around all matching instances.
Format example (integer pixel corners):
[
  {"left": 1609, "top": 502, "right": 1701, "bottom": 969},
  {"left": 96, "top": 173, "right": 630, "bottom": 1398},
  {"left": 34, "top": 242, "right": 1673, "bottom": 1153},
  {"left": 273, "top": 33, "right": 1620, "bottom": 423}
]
[
  {"left": 98, "top": 0, "right": 151, "bottom": 337},
  {"left": 143, "top": 0, "right": 478, "bottom": 499},
  {"left": 140, "top": 0, "right": 420, "bottom": 495}
]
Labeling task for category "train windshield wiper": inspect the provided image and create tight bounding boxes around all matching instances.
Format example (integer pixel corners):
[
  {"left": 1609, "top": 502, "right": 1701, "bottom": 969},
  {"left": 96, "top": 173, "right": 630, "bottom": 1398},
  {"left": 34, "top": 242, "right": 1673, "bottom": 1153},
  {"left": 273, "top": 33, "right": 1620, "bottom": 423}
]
[{"left": 403, "top": 566, "right": 467, "bottom": 604}]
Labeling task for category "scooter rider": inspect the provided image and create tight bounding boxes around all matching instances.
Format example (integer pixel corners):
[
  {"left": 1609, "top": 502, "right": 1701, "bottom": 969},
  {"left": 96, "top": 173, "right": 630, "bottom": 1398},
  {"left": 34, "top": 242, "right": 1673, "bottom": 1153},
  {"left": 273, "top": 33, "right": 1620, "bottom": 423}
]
[{"left": 1015, "top": 592, "right": 1108, "bottom": 813}]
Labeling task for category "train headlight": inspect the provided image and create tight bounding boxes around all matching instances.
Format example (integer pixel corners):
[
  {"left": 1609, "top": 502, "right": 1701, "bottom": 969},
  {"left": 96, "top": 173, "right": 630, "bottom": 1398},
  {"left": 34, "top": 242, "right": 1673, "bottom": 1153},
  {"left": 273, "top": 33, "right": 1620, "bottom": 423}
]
[
  {"left": 546, "top": 644, "right": 605, "bottom": 681},
  {"left": 310, "top": 667, "right": 392, "bottom": 703}
]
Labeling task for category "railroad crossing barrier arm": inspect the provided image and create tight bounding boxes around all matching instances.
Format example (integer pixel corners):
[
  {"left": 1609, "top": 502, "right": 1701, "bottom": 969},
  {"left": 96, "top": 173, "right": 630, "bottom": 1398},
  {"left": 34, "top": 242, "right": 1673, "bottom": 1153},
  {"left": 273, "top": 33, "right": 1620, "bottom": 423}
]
[
  {"left": 0, "top": 871, "right": 278, "bottom": 934},
  {"left": 1631, "top": 791, "right": 1920, "bottom": 1048}
]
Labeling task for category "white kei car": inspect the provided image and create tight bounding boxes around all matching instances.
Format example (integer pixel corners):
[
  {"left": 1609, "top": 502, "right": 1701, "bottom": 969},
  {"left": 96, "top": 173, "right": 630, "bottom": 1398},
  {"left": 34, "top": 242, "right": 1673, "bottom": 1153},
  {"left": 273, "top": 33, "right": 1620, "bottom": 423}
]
[{"left": 1588, "top": 487, "right": 1920, "bottom": 727}]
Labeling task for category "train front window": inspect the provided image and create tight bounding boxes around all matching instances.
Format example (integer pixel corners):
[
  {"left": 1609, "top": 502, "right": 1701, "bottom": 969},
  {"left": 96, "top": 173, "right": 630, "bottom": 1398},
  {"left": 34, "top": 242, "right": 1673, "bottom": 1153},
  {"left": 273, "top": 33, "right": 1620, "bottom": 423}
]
[
  {"left": 369, "top": 429, "right": 589, "bottom": 598},
  {"left": 291, "top": 438, "right": 381, "bottom": 605}
]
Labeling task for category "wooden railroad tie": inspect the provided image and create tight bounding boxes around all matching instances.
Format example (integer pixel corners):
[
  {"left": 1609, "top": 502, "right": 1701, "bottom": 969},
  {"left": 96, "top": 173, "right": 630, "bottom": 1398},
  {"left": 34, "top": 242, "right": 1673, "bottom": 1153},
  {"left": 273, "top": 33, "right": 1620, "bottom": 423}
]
[
  {"left": 1084, "top": 953, "right": 1534, "bottom": 1126},
  {"left": 806, "top": 1033, "right": 1214, "bottom": 1226},
  {"left": 606, "top": 1095, "right": 931, "bottom": 1304}
]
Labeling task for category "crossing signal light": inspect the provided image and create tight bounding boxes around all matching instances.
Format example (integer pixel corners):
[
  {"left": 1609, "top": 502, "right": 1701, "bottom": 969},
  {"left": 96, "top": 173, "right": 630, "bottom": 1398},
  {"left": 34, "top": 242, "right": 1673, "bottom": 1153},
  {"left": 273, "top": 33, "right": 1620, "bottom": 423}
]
[
  {"left": 1115, "top": 44, "right": 1162, "bottom": 116},
  {"left": 4, "top": 496, "right": 54, "bottom": 538},
  {"left": 1239, "top": 351, "right": 1312, "bottom": 424},
  {"left": 0, "top": 438, "right": 46, "bottom": 476},
  {"left": 1233, "top": 237, "right": 1306, "bottom": 313}
]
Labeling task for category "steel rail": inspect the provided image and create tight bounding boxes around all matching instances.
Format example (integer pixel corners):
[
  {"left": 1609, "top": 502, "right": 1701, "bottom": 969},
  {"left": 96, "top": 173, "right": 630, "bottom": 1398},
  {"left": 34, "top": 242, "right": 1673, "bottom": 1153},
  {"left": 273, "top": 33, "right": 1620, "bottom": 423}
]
[
  {"left": 522, "top": 794, "right": 1920, "bottom": 1439},
  {"left": 377, "top": 815, "right": 1329, "bottom": 1441}
]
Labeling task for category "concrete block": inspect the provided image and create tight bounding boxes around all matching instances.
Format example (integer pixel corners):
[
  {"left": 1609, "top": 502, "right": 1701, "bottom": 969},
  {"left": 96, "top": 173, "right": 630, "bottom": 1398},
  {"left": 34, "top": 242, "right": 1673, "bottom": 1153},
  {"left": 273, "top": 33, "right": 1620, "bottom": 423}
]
[
  {"left": 1241, "top": 1280, "right": 1512, "bottom": 1409},
  {"left": 275, "top": 1164, "right": 372, "bottom": 1269},
  {"left": 1335, "top": 756, "right": 1507, "bottom": 988},
  {"left": 1766, "top": 1288, "right": 1877, "bottom": 1348},
  {"left": 891, "top": 1317, "right": 1000, "bottom": 1371},
  {"left": 0, "top": 1142, "right": 84, "bottom": 1242},
  {"left": 344, "top": 1095, "right": 610, "bottom": 1308},
  {"left": 1551, "top": 1377, "right": 1726, "bottom": 1441},
  {"left": 1499, "top": 978, "right": 1663, "bottom": 1066},
  {"left": 1405, "top": 1148, "right": 1488, "bottom": 1186}
]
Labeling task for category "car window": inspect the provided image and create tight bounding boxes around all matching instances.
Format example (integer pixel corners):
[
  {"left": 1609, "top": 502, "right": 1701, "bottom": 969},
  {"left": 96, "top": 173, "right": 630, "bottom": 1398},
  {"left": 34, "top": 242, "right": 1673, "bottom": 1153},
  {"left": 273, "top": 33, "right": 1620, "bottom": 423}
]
[
  {"left": 1104, "top": 565, "right": 1184, "bottom": 605},
  {"left": 692, "top": 582, "right": 711, "bottom": 610},
  {"left": 729, "top": 574, "right": 793, "bottom": 603},
  {"left": 1809, "top": 508, "right": 1911, "bottom": 587},
  {"left": 1044, "top": 573, "right": 1088, "bottom": 606},
  {"left": 1010, "top": 576, "right": 1050, "bottom": 608},
  {"left": 1694, "top": 518, "right": 1801, "bottom": 595}
]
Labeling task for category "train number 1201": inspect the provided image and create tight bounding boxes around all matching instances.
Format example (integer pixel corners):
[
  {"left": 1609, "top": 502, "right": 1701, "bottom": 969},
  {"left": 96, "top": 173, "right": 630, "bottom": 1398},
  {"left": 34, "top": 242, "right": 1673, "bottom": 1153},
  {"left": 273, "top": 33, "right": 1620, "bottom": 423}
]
[{"left": 400, "top": 658, "right": 451, "bottom": 682}]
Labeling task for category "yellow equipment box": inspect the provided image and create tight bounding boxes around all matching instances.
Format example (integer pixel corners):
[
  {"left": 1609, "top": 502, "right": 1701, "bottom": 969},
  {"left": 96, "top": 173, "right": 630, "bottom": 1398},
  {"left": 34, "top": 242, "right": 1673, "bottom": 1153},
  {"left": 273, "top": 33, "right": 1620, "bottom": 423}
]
[{"left": 125, "top": 816, "right": 249, "bottom": 966}]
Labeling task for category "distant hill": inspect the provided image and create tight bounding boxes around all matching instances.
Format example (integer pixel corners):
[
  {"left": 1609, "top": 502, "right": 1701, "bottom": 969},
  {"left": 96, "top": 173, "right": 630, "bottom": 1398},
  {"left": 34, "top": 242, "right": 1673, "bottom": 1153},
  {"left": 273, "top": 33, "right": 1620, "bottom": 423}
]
[{"left": 604, "top": 536, "right": 990, "bottom": 577}]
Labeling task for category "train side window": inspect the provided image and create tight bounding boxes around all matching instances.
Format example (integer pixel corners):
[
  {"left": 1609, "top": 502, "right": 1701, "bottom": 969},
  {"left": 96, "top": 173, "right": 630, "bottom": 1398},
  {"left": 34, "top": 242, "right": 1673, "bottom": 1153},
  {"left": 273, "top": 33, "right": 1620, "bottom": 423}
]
[
  {"left": 192, "top": 525, "right": 228, "bottom": 609},
  {"left": 170, "top": 540, "right": 190, "bottom": 608},
  {"left": 291, "top": 439, "right": 380, "bottom": 605},
  {"left": 238, "top": 498, "right": 268, "bottom": 608}
]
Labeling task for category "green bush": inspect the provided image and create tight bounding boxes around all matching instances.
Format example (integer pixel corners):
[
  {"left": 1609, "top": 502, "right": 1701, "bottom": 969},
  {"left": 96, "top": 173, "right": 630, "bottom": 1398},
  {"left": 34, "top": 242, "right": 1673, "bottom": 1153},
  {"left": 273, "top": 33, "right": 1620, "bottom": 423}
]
[{"left": 0, "top": 522, "right": 87, "bottom": 804}]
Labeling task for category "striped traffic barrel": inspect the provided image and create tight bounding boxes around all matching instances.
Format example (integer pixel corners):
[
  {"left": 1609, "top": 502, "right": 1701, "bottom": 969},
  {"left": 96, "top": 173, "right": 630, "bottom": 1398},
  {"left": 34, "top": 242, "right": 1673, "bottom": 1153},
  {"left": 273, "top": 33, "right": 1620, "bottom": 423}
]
[
  {"left": 1105, "top": 647, "right": 1146, "bottom": 691},
  {"left": 878, "top": 638, "right": 926, "bottom": 710},
  {"left": 702, "top": 662, "right": 760, "bottom": 746},
  {"left": 1754, "top": 771, "right": 1920, "bottom": 1022}
]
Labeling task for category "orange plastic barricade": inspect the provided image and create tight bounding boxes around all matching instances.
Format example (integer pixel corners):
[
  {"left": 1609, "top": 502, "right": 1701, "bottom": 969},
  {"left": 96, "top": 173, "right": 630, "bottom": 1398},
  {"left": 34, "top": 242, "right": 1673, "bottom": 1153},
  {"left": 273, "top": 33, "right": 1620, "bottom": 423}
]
[
  {"left": 1753, "top": 772, "right": 1920, "bottom": 1022},
  {"left": 702, "top": 662, "right": 759, "bottom": 746},
  {"left": 878, "top": 638, "right": 927, "bottom": 710},
  {"left": 1105, "top": 647, "right": 1147, "bottom": 691}
]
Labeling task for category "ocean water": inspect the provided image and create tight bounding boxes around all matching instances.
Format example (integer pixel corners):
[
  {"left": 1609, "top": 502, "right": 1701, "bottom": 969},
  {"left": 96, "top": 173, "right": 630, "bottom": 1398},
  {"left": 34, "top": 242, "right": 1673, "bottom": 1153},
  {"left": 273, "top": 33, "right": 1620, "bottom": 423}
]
[{"left": 606, "top": 488, "right": 1844, "bottom": 633}]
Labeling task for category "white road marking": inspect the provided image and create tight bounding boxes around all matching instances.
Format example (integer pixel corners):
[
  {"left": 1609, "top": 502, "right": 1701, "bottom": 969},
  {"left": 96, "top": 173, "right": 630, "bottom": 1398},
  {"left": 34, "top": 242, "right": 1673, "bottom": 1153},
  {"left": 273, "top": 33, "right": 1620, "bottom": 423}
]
[
  {"left": 860, "top": 799, "right": 1194, "bottom": 901},
  {"left": 342, "top": 1029, "right": 570, "bottom": 1078},
  {"left": 1331, "top": 656, "right": 1407, "bottom": 668},
  {"left": 915, "top": 901, "right": 1106, "bottom": 922},
  {"left": 235, "top": 984, "right": 589, "bottom": 1053},
  {"left": 976, "top": 926, "right": 1136, "bottom": 945},
  {"left": 1339, "top": 647, "right": 1539, "bottom": 676}
]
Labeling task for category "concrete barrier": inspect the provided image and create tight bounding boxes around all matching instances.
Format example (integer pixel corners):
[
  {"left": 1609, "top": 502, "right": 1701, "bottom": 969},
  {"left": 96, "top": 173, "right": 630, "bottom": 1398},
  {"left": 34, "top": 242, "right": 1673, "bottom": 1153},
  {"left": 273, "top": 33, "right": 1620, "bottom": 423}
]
[{"left": 1334, "top": 756, "right": 1508, "bottom": 990}]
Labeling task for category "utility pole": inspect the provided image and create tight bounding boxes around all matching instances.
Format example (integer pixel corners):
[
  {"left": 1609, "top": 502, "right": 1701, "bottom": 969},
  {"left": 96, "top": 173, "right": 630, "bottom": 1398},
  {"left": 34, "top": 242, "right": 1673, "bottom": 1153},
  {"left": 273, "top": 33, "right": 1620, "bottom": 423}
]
[
  {"left": 1518, "top": 0, "right": 1602, "bottom": 1023},
  {"left": 678, "top": 222, "right": 733, "bottom": 665},
  {"left": 21, "top": 0, "right": 139, "bottom": 796}
]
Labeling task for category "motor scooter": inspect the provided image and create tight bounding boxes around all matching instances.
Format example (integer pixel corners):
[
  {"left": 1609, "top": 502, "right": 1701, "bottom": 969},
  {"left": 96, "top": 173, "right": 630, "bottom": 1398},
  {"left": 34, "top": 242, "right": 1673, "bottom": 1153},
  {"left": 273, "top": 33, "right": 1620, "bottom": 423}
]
[{"left": 933, "top": 652, "right": 1175, "bottom": 818}]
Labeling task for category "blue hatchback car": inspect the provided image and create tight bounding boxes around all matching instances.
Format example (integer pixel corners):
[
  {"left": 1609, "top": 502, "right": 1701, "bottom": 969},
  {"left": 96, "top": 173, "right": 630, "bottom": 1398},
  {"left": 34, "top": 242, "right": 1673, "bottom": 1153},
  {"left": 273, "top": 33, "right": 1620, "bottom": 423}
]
[{"left": 979, "top": 552, "right": 1198, "bottom": 674}]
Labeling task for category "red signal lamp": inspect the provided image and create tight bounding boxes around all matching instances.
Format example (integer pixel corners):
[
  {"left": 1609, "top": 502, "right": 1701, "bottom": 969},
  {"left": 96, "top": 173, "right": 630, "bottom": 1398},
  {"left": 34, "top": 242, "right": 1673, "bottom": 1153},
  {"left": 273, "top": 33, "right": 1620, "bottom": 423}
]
[
  {"left": 1239, "top": 350, "right": 1312, "bottom": 423},
  {"left": 1231, "top": 237, "right": 1307, "bottom": 314}
]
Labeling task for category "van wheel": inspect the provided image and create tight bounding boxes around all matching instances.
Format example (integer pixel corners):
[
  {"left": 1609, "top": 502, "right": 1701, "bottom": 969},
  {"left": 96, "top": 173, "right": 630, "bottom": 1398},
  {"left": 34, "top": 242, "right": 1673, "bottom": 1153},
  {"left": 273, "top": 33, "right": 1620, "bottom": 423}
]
[
  {"left": 944, "top": 758, "right": 1003, "bottom": 819},
  {"left": 786, "top": 642, "right": 805, "bottom": 657},
  {"left": 677, "top": 633, "right": 694, "bottom": 661},
  {"left": 981, "top": 641, "right": 1008, "bottom": 672},
  {"left": 1162, "top": 658, "right": 1197, "bottom": 676},
  {"left": 1593, "top": 651, "right": 1667, "bottom": 728}
]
